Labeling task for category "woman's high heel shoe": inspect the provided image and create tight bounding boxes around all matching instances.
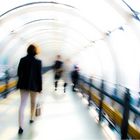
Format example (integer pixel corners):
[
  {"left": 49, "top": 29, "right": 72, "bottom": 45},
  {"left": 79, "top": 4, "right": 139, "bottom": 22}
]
[
  {"left": 18, "top": 127, "right": 23, "bottom": 134},
  {"left": 30, "top": 120, "right": 34, "bottom": 123}
]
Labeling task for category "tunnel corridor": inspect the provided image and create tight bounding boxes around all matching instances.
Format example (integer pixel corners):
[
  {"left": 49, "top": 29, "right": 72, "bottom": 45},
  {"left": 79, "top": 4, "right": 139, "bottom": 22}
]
[{"left": 0, "top": 0, "right": 140, "bottom": 139}]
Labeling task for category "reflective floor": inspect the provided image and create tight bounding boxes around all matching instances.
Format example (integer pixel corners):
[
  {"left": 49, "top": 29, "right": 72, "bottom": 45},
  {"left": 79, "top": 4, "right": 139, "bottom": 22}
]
[{"left": 0, "top": 72, "right": 120, "bottom": 140}]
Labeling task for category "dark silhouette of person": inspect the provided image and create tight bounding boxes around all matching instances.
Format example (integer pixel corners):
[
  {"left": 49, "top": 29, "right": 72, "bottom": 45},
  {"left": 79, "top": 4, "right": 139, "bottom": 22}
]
[
  {"left": 17, "top": 44, "right": 42, "bottom": 134},
  {"left": 71, "top": 65, "right": 79, "bottom": 92},
  {"left": 53, "top": 55, "right": 63, "bottom": 91}
]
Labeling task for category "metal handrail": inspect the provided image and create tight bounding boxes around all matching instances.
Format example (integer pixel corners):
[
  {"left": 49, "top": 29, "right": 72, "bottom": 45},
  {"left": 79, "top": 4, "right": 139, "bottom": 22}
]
[{"left": 79, "top": 76, "right": 140, "bottom": 116}]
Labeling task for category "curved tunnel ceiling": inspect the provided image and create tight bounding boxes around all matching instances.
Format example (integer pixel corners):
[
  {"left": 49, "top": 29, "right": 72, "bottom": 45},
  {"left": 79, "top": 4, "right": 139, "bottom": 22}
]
[
  {"left": 0, "top": 1, "right": 105, "bottom": 64},
  {"left": 0, "top": 0, "right": 139, "bottom": 61}
]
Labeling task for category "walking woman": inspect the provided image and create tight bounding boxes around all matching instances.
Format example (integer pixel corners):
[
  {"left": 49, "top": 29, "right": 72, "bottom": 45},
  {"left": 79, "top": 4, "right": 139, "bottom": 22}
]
[{"left": 17, "top": 44, "right": 42, "bottom": 134}]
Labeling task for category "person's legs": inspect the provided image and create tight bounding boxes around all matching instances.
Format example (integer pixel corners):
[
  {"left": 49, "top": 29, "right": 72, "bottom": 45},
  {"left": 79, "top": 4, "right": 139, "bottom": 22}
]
[
  {"left": 72, "top": 80, "right": 77, "bottom": 92},
  {"left": 64, "top": 82, "right": 67, "bottom": 93},
  {"left": 74, "top": 79, "right": 79, "bottom": 92},
  {"left": 30, "top": 92, "right": 38, "bottom": 121},
  {"left": 18, "top": 90, "right": 29, "bottom": 133},
  {"left": 54, "top": 73, "right": 61, "bottom": 91},
  {"left": 73, "top": 84, "right": 76, "bottom": 91},
  {"left": 55, "top": 80, "right": 58, "bottom": 90}
]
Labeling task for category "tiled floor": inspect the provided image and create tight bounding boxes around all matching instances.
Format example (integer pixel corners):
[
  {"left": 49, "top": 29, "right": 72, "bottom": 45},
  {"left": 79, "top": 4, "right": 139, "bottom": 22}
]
[{"left": 0, "top": 72, "right": 119, "bottom": 140}]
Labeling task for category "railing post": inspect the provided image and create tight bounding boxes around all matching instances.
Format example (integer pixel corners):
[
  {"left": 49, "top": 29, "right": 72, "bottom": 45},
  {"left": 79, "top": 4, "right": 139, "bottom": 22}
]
[
  {"left": 137, "top": 91, "right": 140, "bottom": 107},
  {"left": 121, "top": 88, "right": 130, "bottom": 139},
  {"left": 111, "top": 85, "right": 118, "bottom": 107},
  {"left": 4, "top": 70, "right": 9, "bottom": 98},
  {"left": 79, "top": 76, "right": 84, "bottom": 97},
  {"left": 99, "top": 80, "right": 104, "bottom": 122},
  {"left": 133, "top": 91, "right": 140, "bottom": 124},
  {"left": 88, "top": 76, "right": 92, "bottom": 106}
]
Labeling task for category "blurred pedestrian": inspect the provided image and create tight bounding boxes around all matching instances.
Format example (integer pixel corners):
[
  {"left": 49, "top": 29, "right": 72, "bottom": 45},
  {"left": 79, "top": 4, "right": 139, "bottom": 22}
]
[
  {"left": 71, "top": 65, "right": 79, "bottom": 92},
  {"left": 53, "top": 55, "right": 63, "bottom": 91},
  {"left": 17, "top": 44, "right": 42, "bottom": 134}
]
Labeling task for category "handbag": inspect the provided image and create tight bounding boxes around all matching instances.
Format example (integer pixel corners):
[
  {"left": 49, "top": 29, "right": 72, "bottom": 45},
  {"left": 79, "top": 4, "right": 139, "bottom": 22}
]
[
  {"left": 35, "top": 92, "right": 44, "bottom": 117},
  {"left": 35, "top": 103, "right": 41, "bottom": 117}
]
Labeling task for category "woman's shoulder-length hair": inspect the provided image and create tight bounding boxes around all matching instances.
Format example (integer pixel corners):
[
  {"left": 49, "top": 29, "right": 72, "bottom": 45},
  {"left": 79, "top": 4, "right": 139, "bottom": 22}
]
[{"left": 27, "top": 44, "right": 38, "bottom": 56}]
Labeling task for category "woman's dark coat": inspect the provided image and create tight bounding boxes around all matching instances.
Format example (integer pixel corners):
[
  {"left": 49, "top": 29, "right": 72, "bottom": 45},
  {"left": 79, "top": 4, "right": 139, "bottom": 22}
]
[{"left": 17, "top": 54, "right": 42, "bottom": 92}]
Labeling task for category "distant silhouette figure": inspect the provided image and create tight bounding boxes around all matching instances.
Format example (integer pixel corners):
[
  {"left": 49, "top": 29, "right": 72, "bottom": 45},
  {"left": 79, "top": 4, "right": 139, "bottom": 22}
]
[
  {"left": 17, "top": 44, "right": 42, "bottom": 134},
  {"left": 53, "top": 55, "right": 63, "bottom": 91},
  {"left": 71, "top": 65, "right": 79, "bottom": 92}
]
